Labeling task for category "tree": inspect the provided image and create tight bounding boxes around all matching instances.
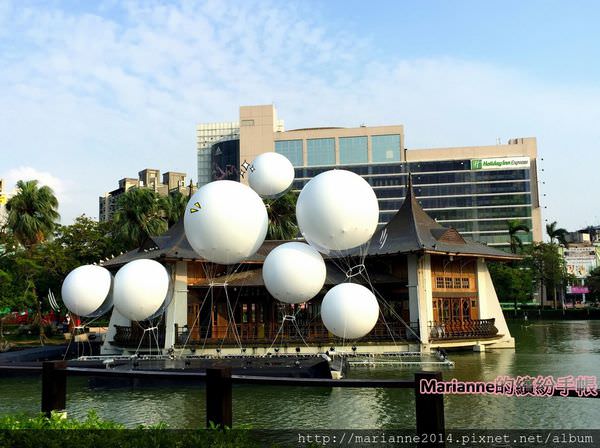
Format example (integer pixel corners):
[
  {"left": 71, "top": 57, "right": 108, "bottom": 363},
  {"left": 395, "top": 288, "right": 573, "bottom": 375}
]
[
  {"left": 488, "top": 261, "right": 535, "bottom": 312},
  {"left": 507, "top": 220, "right": 530, "bottom": 254},
  {"left": 264, "top": 191, "right": 299, "bottom": 240},
  {"left": 5, "top": 180, "right": 60, "bottom": 343},
  {"left": 6, "top": 180, "right": 60, "bottom": 248},
  {"left": 546, "top": 221, "right": 568, "bottom": 246},
  {"left": 112, "top": 188, "right": 167, "bottom": 249},
  {"left": 523, "top": 242, "right": 567, "bottom": 308},
  {"left": 159, "top": 191, "right": 189, "bottom": 228},
  {"left": 586, "top": 266, "right": 600, "bottom": 302},
  {"left": 54, "top": 215, "right": 126, "bottom": 266}
]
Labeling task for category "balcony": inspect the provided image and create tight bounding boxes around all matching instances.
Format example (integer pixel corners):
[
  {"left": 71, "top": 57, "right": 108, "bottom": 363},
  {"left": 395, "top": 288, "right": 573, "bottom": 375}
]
[{"left": 428, "top": 318, "right": 498, "bottom": 340}]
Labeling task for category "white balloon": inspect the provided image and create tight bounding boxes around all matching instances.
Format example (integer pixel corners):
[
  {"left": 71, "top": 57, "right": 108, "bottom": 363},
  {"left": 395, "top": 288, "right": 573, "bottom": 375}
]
[
  {"left": 296, "top": 170, "right": 379, "bottom": 252},
  {"left": 321, "top": 283, "right": 379, "bottom": 339},
  {"left": 249, "top": 152, "right": 295, "bottom": 199},
  {"left": 61, "top": 265, "right": 113, "bottom": 317},
  {"left": 184, "top": 180, "right": 268, "bottom": 265},
  {"left": 262, "top": 242, "right": 326, "bottom": 304},
  {"left": 113, "top": 259, "right": 170, "bottom": 322}
]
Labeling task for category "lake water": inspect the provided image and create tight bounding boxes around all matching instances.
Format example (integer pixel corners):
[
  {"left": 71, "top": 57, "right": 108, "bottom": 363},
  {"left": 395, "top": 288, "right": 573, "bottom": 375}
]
[{"left": 1, "top": 320, "right": 598, "bottom": 429}]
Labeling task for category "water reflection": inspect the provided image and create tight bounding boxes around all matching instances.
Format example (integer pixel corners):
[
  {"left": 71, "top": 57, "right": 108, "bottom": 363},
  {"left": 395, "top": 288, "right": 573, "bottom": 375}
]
[{"left": 0, "top": 320, "right": 598, "bottom": 428}]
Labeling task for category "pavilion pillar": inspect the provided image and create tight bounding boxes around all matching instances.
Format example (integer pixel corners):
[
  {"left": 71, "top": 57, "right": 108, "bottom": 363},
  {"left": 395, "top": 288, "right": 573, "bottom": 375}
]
[
  {"left": 408, "top": 253, "right": 432, "bottom": 347},
  {"left": 164, "top": 261, "right": 189, "bottom": 350}
]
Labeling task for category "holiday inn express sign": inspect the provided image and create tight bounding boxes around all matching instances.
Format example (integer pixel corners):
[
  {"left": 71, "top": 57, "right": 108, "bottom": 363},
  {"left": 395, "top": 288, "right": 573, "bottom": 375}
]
[{"left": 470, "top": 157, "right": 530, "bottom": 170}]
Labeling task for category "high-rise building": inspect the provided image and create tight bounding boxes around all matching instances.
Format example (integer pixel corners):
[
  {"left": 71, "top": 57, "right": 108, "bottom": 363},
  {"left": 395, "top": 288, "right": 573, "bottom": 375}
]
[
  {"left": 196, "top": 108, "right": 284, "bottom": 187},
  {"left": 197, "top": 105, "right": 542, "bottom": 248},
  {"left": 99, "top": 169, "right": 193, "bottom": 222}
]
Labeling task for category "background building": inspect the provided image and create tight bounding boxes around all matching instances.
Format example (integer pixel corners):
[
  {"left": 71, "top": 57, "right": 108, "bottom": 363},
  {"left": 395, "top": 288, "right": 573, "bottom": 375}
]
[
  {"left": 196, "top": 111, "right": 284, "bottom": 186},
  {"left": 197, "top": 105, "right": 542, "bottom": 249},
  {"left": 99, "top": 169, "right": 193, "bottom": 221}
]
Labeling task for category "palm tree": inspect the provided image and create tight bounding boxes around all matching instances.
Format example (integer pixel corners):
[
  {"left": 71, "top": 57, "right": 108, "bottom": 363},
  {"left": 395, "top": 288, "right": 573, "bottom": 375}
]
[
  {"left": 546, "top": 221, "right": 568, "bottom": 246},
  {"left": 507, "top": 219, "right": 530, "bottom": 254},
  {"left": 5, "top": 180, "right": 60, "bottom": 344},
  {"left": 113, "top": 188, "right": 167, "bottom": 249},
  {"left": 159, "top": 191, "right": 189, "bottom": 227},
  {"left": 264, "top": 191, "right": 299, "bottom": 240},
  {"left": 6, "top": 180, "right": 60, "bottom": 248}
]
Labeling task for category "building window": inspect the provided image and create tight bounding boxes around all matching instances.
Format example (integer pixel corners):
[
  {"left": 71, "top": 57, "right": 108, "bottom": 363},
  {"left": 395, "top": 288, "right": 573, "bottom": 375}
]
[
  {"left": 436, "top": 277, "right": 444, "bottom": 289},
  {"left": 372, "top": 135, "right": 401, "bottom": 163},
  {"left": 339, "top": 136, "right": 368, "bottom": 164},
  {"left": 445, "top": 277, "right": 453, "bottom": 288},
  {"left": 453, "top": 278, "right": 462, "bottom": 289},
  {"left": 462, "top": 278, "right": 470, "bottom": 289},
  {"left": 275, "top": 140, "right": 303, "bottom": 167},
  {"left": 241, "top": 120, "right": 255, "bottom": 126},
  {"left": 307, "top": 138, "right": 335, "bottom": 166}
]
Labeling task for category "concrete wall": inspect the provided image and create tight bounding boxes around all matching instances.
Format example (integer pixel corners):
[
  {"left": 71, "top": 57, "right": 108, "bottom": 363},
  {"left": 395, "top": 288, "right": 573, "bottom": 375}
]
[{"left": 100, "top": 309, "right": 130, "bottom": 355}]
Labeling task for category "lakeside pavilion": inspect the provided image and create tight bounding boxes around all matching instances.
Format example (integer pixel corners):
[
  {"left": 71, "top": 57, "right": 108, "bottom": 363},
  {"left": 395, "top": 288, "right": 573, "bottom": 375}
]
[{"left": 101, "top": 179, "right": 518, "bottom": 356}]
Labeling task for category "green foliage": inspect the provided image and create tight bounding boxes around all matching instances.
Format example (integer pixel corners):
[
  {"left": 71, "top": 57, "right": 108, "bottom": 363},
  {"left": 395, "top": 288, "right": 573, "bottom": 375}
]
[
  {"left": 546, "top": 221, "right": 568, "bottom": 246},
  {"left": 160, "top": 191, "right": 189, "bottom": 227},
  {"left": 53, "top": 215, "right": 127, "bottom": 266},
  {"left": 265, "top": 191, "right": 298, "bottom": 240},
  {"left": 0, "top": 410, "right": 125, "bottom": 429},
  {"left": 113, "top": 188, "right": 168, "bottom": 250},
  {"left": 0, "top": 411, "right": 263, "bottom": 448},
  {"left": 488, "top": 261, "right": 534, "bottom": 303},
  {"left": 490, "top": 242, "right": 572, "bottom": 308},
  {"left": 586, "top": 266, "right": 600, "bottom": 301},
  {"left": 507, "top": 219, "right": 530, "bottom": 254},
  {"left": 6, "top": 180, "right": 60, "bottom": 249}
]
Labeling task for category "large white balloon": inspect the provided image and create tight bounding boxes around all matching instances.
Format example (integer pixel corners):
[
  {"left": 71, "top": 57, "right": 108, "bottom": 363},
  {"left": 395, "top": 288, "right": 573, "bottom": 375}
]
[
  {"left": 248, "top": 152, "right": 295, "bottom": 199},
  {"left": 321, "top": 283, "right": 379, "bottom": 339},
  {"left": 262, "top": 242, "right": 326, "bottom": 304},
  {"left": 184, "top": 180, "right": 268, "bottom": 265},
  {"left": 113, "top": 259, "right": 170, "bottom": 322},
  {"left": 296, "top": 170, "right": 379, "bottom": 253},
  {"left": 61, "top": 265, "right": 113, "bottom": 317}
]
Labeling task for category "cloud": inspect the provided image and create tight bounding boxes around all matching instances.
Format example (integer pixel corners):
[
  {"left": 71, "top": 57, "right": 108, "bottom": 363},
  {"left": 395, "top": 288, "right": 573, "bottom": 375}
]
[
  {"left": 2, "top": 166, "right": 70, "bottom": 209},
  {"left": 0, "top": 1, "right": 598, "bottom": 229}
]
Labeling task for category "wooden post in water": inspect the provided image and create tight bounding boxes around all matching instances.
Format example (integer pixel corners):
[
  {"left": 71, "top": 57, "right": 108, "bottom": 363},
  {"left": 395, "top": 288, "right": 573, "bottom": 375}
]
[
  {"left": 41, "top": 360, "right": 68, "bottom": 418},
  {"left": 206, "top": 367, "right": 232, "bottom": 429},
  {"left": 414, "top": 371, "right": 445, "bottom": 446}
]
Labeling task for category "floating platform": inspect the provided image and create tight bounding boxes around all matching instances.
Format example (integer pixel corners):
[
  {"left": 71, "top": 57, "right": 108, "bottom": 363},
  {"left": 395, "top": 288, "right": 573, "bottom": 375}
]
[{"left": 344, "top": 351, "right": 454, "bottom": 368}]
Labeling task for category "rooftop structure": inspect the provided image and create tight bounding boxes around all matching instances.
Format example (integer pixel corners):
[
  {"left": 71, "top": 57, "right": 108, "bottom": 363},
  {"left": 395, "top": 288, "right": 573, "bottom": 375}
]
[{"left": 99, "top": 169, "right": 194, "bottom": 222}]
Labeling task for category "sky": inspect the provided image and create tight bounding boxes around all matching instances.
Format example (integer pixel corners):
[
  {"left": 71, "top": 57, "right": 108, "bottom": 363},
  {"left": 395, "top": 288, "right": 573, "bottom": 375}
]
[{"left": 1, "top": 0, "right": 599, "bottom": 230}]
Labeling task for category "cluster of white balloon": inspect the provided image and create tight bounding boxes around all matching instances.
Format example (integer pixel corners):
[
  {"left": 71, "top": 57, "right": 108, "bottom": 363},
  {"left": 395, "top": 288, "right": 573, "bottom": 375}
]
[
  {"left": 61, "top": 259, "right": 171, "bottom": 323},
  {"left": 61, "top": 151, "right": 382, "bottom": 342},
  {"left": 185, "top": 151, "right": 381, "bottom": 340}
]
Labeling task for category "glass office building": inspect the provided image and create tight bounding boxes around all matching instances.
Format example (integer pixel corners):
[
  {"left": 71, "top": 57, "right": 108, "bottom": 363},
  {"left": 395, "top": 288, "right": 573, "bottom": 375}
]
[
  {"left": 199, "top": 105, "right": 541, "bottom": 249},
  {"left": 291, "top": 158, "right": 534, "bottom": 247}
]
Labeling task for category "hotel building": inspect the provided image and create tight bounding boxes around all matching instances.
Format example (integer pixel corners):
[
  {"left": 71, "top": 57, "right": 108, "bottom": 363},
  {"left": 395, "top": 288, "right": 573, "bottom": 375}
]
[{"left": 197, "top": 105, "right": 541, "bottom": 249}]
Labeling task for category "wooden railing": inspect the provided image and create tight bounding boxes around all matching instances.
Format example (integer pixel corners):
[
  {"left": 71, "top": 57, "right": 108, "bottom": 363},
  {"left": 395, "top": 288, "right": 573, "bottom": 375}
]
[
  {"left": 428, "top": 318, "right": 498, "bottom": 340},
  {"left": 172, "top": 320, "right": 420, "bottom": 348}
]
